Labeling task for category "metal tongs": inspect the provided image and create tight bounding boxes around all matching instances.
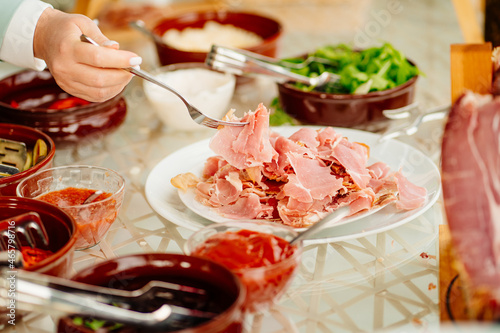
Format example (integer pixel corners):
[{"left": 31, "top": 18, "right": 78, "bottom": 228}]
[
  {"left": 0, "top": 268, "right": 215, "bottom": 329},
  {"left": 206, "top": 45, "right": 340, "bottom": 87}
]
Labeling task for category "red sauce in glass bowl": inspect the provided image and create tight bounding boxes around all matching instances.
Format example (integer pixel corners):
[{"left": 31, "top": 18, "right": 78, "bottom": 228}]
[
  {"left": 35, "top": 187, "right": 117, "bottom": 250},
  {"left": 37, "top": 187, "right": 111, "bottom": 206},
  {"left": 191, "top": 229, "right": 300, "bottom": 312}
]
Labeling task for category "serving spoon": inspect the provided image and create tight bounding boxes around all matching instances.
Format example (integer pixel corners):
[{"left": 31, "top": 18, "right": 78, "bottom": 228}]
[{"left": 289, "top": 192, "right": 398, "bottom": 245}]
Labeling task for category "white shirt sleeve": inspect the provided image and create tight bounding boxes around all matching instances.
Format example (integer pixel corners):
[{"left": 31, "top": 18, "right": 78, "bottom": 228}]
[{"left": 0, "top": 0, "right": 53, "bottom": 71}]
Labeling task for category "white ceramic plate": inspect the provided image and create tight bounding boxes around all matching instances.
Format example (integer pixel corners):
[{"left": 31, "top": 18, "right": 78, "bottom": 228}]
[{"left": 145, "top": 126, "right": 441, "bottom": 243}]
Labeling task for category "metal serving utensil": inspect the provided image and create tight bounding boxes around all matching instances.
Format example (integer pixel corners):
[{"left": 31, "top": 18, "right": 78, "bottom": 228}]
[
  {"left": 129, "top": 20, "right": 165, "bottom": 45},
  {"left": 0, "top": 268, "right": 215, "bottom": 329},
  {"left": 290, "top": 192, "right": 398, "bottom": 245},
  {"left": 0, "top": 138, "right": 27, "bottom": 177},
  {"left": 206, "top": 45, "right": 339, "bottom": 87},
  {"left": 80, "top": 34, "right": 247, "bottom": 129},
  {"left": 0, "top": 212, "right": 49, "bottom": 268},
  {"left": 378, "top": 103, "right": 451, "bottom": 142}
]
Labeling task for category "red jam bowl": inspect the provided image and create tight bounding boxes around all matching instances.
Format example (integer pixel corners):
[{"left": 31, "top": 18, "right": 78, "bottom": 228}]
[
  {"left": 0, "top": 123, "right": 55, "bottom": 196},
  {"left": 185, "top": 221, "right": 303, "bottom": 313},
  {"left": 151, "top": 10, "right": 282, "bottom": 66},
  {"left": 16, "top": 165, "right": 125, "bottom": 251},
  {"left": 57, "top": 253, "right": 246, "bottom": 333},
  {"left": 0, "top": 69, "right": 127, "bottom": 145},
  {"left": 0, "top": 196, "right": 77, "bottom": 277},
  {"left": 277, "top": 61, "right": 418, "bottom": 131}
]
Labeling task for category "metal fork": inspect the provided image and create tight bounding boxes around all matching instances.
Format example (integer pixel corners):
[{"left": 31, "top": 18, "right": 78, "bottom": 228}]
[
  {"left": 206, "top": 45, "right": 339, "bottom": 87},
  {"left": 80, "top": 35, "right": 247, "bottom": 129},
  {"left": 378, "top": 103, "right": 450, "bottom": 142}
]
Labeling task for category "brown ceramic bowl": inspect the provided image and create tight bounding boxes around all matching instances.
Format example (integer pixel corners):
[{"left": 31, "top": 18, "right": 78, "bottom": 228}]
[
  {"left": 57, "top": 253, "right": 245, "bottom": 333},
  {"left": 151, "top": 10, "right": 282, "bottom": 66},
  {"left": 277, "top": 63, "right": 418, "bottom": 131},
  {"left": 0, "top": 69, "right": 127, "bottom": 145},
  {"left": 0, "top": 123, "right": 55, "bottom": 196},
  {"left": 0, "top": 197, "right": 77, "bottom": 277}
]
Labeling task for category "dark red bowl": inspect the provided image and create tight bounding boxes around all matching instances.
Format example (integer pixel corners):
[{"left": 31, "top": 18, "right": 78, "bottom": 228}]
[
  {"left": 0, "top": 123, "right": 55, "bottom": 196},
  {"left": 151, "top": 10, "right": 282, "bottom": 66},
  {"left": 0, "top": 69, "right": 127, "bottom": 144},
  {"left": 277, "top": 64, "right": 418, "bottom": 131},
  {"left": 0, "top": 197, "right": 77, "bottom": 327},
  {"left": 57, "top": 253, "right": 245, "bottom": 333},
  {"left": 0, "top": 197, "right": 77, "bottom": 277}
]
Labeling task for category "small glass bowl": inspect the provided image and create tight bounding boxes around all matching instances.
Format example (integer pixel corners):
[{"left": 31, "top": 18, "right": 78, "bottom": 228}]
[
  {"left": 16, "top": 165, "right": 125, "bottom": 250},
  {"left": 184, "top": 220, "right": 303, "bottom": 313}
]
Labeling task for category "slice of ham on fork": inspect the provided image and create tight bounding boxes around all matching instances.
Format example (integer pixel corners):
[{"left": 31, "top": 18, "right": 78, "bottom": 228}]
[
  {"left": 209, "top": 103, "right": 277, "bottom": 170},
  {"left": 442, "top": 91, "right": 500, "bottom": 303}
]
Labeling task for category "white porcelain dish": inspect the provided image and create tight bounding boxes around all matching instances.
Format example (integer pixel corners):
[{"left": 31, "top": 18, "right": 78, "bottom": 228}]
[
  {"left": 143, "top": 63, "right": 235, "bottom": 131},
  {"left": 145, "top": 126, "right": 442, "bottom": 244}
]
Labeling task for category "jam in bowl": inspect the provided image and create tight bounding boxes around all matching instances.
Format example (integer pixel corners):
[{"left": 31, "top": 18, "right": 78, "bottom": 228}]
[{"left": 185, "top": 221, "right": 303, "bottom": 313}]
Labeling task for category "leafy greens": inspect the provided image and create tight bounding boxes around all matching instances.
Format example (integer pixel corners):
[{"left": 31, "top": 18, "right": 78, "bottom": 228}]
[{"left": 283, "top": 42, "right": 420, "bottom": 94}]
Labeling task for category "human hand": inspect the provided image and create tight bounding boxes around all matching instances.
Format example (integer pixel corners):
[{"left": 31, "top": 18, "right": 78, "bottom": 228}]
[{"left": 33, "top": 8, "right": 142, "bottom": 102}]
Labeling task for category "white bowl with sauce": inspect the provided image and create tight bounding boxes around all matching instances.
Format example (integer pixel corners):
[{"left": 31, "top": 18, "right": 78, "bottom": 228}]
[{"left": 143, "top": 63, "right": 236, "bottom": 131}]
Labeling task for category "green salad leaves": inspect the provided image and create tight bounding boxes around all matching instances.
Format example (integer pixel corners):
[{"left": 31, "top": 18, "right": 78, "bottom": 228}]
[{"left": 282, "top": 43, "right": 420, "bottom": 94}]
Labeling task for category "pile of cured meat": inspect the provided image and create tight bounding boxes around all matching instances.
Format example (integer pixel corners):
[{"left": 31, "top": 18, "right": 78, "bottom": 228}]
[{"left": 172, "top": 103, "right": 427, "bottom": 228}]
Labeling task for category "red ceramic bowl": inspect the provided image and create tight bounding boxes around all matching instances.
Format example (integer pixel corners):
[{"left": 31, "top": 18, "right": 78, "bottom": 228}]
[
  {"left": 277, "top": 63, "right": 418, "bottom": 131},
  {"left": 0, "top": 123, "right": 55, "bottom": 196},
  {"left": 151, "top": 10, "right": 282, "bottom": 66},
  {"left": 57, "top": 253, "right": 245, "bottom": 333},
  {"left": 0, "top": 69, "right": 127, "bottom": 145},
  {"left": 0, "top": 197, "right": 77, "bottom": 277}
]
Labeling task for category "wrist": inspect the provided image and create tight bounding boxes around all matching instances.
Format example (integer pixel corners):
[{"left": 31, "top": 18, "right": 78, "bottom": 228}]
[{"left": 33, "top": 7, "right": 58, "bottom": 60}]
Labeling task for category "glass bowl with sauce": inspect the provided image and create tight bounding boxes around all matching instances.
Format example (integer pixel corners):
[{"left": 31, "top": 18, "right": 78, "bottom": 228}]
[
  {"left": 56, "top": 253, "right": 246, "bottom": 333},
  {"left": 184, "top": 221, "right": 303, "bottom": 313},
  {"left": 16, "top": 165, "right": 125, "bottom": 250},
  {"left": 0, "top": 69, "right": 127, "bottom": 145}
]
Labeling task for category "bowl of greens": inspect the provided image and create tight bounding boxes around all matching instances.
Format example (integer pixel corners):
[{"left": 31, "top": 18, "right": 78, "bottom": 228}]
[{"left": 276, "top": 43, "right": 420, "bottom": 131}]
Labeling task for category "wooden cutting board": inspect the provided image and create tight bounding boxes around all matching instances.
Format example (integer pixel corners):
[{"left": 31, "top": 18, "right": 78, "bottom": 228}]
[{"left": 439, "top": 42, "right": 492, "bottom": 321}]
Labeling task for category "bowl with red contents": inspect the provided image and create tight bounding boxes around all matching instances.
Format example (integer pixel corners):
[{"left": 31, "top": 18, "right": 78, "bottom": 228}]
[
  {"left": 16, "top": 165, "right": 125, "bottom": 250},
  {"left": 0, "top": 197, "right": 77, "bottom": 276},
  {"left": 0, "top": 69, "right": 127, "bottom": 145},
  {"left": 184, "top": 221, "right": 303, "bottom": 313},
  {"left": 0, "top": 197, "right": 77, "bottom": 327},
  {"left": 57, "top": 253, "right": 246, "bottom": 333}
]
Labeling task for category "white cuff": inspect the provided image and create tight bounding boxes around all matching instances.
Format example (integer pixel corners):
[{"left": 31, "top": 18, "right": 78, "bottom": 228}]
[{"left": 0, "top": 0, "right": 53, "bottom": 71}]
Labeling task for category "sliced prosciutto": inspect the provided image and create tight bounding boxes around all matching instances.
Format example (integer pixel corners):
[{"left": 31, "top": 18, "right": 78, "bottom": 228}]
[
  {"left": 442, "top": 91, "right": 500, "bottom": 303},
  {"left": 173, "top": 104, "right": 427, "bottom": 228}
]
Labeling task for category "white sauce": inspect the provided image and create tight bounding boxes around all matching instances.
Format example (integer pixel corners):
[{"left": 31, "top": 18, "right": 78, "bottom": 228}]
[{"left": 162, "top": 21, "right": 263, "bottom": 52}]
